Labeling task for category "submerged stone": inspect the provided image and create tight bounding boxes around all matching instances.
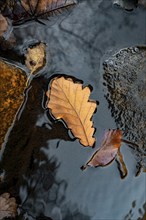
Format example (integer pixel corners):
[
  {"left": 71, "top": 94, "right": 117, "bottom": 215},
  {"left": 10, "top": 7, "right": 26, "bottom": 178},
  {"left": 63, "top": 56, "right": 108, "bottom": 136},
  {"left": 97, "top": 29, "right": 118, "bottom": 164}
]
[
  {"left": 0, "top": 59, "right": 27, "bottom": 149},
  {"left": 103, "top": 46, "right": 146, "bottom": 171}
]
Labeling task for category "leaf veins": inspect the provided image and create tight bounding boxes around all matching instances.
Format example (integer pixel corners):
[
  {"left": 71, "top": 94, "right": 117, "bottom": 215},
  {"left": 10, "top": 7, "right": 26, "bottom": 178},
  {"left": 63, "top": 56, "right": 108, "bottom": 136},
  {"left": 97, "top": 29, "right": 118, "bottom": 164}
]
[
  {"left": 46, "top": 76, "right": 97, "bottom": 147},
  {"left": 21, "top": 0, "right": 77, "bottom": 17}
]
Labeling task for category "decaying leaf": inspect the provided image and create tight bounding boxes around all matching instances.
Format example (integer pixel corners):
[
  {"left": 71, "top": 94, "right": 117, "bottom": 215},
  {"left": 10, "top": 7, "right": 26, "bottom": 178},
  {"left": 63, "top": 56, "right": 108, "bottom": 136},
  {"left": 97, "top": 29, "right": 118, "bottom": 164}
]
[
  {"left": 47, "top": 76, "right": 97, "bottom": 147},
  {"left": 82, "top": 130, "right": 122, "bottom": 169},
  {"left": 0, "top": 0, "right": 77, "bottom": 26},
  {"left": 21, "top": 0, "right": 77, "bottom": 16},
  {"left": 25, "top": 42, "right": 46, "bottom": 75},
  {"left": 0, "top": 193, "right": 17, "bottom": 219},
  {"left": 0, "top": 59, "right": 27, "bottom": 149}
]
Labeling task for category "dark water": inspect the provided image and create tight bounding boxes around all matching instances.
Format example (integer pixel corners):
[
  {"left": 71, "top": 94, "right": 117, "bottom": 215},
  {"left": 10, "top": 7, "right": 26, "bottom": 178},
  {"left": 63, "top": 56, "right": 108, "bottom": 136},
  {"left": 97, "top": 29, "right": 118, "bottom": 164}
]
[{"left": 0, "top": 0, "right": 146, "bottom": 219}]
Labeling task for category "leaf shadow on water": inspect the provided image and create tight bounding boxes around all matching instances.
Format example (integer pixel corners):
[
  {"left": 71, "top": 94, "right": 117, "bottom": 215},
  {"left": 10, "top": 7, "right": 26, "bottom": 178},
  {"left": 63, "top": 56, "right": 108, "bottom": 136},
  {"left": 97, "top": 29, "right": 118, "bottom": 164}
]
[{"left": 0, "top": 75, "right": 90, "bottom": 219}]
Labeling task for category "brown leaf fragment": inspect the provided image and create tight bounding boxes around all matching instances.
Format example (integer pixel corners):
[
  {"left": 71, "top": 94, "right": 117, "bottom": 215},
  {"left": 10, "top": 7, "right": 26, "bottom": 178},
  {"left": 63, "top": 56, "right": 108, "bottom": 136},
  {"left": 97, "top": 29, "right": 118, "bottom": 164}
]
[
  {"left": 25, "top": 42, "right": 46, "bottom": 75},
  {"left": 0, "top": 59, "right": 27, "bottom": 149},
  {"left": 82, "top": 130, "right": 122, "bottom": 169},
  {"left": 0, "top": 193, "right": 17, "bottom": 219},
  {"left": 0, "top": 14, "right": 8, "bottom": 37},
  {"left": 21, "top": 0, "right": 77, "bottom": 15},
  {"left": 47, "top": 76, "right": 97, "bottom": 147}
]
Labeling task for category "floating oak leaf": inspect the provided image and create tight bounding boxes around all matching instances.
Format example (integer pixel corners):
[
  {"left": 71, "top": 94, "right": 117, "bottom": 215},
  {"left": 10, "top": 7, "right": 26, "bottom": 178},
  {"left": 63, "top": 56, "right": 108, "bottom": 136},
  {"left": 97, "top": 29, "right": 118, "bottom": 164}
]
[
  {"left": 47, "top": 76, "right": 97, "bottom": 147},
  {"left": 0, "top": 59, "right": 27, "bottom": 149},
  {"left": 25, "top": 42, "right": 46, "bottom": 75},
  {"left": 82, "top": 130, "right": 122, "bottom": 169},
  {"left": 0, "top": 193, "right": 17, "bottom": 219}
]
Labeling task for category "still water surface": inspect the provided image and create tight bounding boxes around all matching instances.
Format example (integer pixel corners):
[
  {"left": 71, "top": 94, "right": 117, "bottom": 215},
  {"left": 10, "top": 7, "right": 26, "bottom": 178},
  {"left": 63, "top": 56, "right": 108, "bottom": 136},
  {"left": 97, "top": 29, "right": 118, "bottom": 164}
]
[{"left": 0, "top": 0, "right": 146, "bottom": 219}]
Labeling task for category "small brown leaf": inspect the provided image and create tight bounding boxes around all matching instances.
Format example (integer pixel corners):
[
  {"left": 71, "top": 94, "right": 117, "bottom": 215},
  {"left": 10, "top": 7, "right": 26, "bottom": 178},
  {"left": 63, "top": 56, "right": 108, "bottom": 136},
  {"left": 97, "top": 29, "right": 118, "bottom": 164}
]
[
  {"left": 47, "top": 76, "right": 97, "bottom": 147},
  {"left": 82, "top": 130, "right": 122, "bottom": 169},
  {"left": 25, "top": 43, "right": 46, "bottom": 75},
  {"left": 0, "top": 193, "right": 17, "bottom": 219}
]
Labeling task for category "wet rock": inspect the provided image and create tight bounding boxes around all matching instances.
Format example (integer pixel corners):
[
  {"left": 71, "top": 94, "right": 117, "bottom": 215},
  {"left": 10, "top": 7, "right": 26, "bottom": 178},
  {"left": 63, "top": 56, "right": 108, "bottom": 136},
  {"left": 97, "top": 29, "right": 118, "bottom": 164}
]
[
  {"left": 103, "top": 46, "right": 146, "bottom": 169},
  {"left": 0, "top": 59, "right": 27, "bottom": 149}
]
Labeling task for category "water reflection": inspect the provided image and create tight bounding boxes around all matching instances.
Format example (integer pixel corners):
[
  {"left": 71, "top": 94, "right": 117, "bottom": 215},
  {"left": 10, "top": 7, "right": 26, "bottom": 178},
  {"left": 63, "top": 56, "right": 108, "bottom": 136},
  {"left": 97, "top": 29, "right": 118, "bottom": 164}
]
[
  {"left": 124, "top": 202, "right": 146, "bottom": 220},
  {"left": 0, "top": 0, "right": 146, "bottom": 219},
  {"left": 0, "top": 75, "right": 91, "bottom": 219}
]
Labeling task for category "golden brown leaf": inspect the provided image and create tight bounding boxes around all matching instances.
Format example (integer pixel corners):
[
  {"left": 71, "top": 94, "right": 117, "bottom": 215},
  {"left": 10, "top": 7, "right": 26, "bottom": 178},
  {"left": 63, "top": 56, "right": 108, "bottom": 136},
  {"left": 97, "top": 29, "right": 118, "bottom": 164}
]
[
  {"left": 25, "top": 42, "right": 46, "bottom": 75},
  {"left": 47, "top": 76, "right": 97, "bottom": 147},
  {"left": 0, "top": 59, "right": 27, "bottom": 149},
  {"left": 82, "top": 130, "right": 122, "bottom": 169},
  {"left": 0, "top": 193, "right": 17, "bottom": 219}
]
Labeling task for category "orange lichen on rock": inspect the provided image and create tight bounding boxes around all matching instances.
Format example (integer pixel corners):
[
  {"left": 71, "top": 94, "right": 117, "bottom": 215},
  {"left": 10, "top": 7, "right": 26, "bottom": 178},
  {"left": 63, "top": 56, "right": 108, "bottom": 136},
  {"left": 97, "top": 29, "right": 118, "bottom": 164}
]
[{"left": 0, "top": 59, "right": 27, "bottom": 149}]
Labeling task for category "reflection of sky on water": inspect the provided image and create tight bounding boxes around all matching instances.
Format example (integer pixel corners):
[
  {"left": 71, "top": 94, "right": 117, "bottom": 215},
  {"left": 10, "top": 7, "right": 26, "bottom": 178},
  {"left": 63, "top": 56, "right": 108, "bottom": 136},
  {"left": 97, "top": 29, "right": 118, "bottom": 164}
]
[{"left": 41, "top": 138, "right": 145, "bottom": 220}]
